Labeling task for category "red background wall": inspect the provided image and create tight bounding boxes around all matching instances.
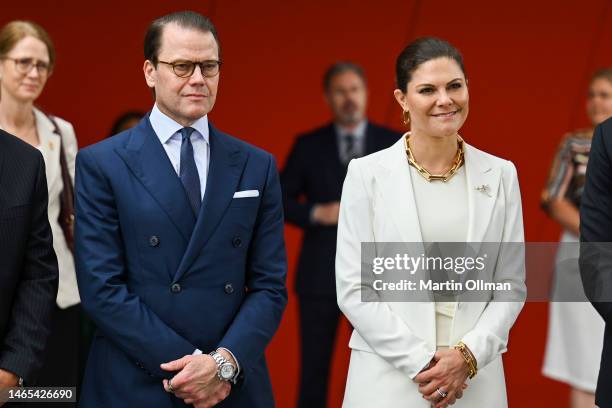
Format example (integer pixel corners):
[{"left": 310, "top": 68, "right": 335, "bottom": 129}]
[{"left": 4, "top": 1, "right": 612, "bottom": 406}]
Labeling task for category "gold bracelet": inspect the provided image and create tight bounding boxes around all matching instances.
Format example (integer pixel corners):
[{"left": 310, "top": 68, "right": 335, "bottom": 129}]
[
  {"left": 454, "top": 342, "right": 477, "bottom": 379},
  {"left": 456, "top": 343, "right": 477, "bottom": 378},
  {"left": 456, "top": 343, "right": 478, "bottom": 378},
  {"left": 457, "top": 349, "right": 476, "bottom": 379}
]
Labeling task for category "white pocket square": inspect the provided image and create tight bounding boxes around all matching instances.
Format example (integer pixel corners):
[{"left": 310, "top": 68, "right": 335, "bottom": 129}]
[{"left": 233, "top": 190, "right": 259, "bottom": 198}]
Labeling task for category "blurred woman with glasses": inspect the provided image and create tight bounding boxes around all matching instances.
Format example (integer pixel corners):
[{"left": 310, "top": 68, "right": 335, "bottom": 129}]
[
  {"left": 0, "top": 21, "right": 80, "bottom": 393},
  {"left": 542, "top": 68, "right": 612, "bottom": 408}
]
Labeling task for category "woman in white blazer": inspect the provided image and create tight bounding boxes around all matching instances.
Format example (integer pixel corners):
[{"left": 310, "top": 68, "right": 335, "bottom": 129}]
[
  {"left": 0, "top": 21, "right": 80, "bottom": 387},
  {"left": 336, "top": 37, "right": 526, "bottom": 408}
]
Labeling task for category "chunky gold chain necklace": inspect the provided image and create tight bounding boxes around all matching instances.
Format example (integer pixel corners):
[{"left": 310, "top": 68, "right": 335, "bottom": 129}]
[{"left": 404, "top": 134, "right": 465, "bottom": 182}]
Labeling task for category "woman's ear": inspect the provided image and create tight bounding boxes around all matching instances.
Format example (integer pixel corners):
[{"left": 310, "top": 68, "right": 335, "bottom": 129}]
[{"left": 393, "top": 89, "right": 407, "bottom": 111}]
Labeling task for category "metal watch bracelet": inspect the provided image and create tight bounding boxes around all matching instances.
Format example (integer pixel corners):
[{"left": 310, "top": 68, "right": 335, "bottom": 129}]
[{"left": 209, "top": 350, "right": 236, "bottom": 382}]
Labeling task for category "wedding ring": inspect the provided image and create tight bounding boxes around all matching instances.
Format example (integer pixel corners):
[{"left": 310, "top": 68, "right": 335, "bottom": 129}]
[
  {"left": 168, "top": 379, "right": 175, "bottom": 394},
  {"left": 436, "top": 388, "right": 447, "bottom": 399}
]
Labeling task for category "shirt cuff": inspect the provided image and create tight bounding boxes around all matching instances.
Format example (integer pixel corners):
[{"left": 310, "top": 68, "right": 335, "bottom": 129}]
[{"left": 193, "top": 349, "right": 203, "bottom": 355}]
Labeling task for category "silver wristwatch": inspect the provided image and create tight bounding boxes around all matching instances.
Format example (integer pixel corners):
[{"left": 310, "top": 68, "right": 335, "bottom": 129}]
[{"left": 209, "top": 351, "right": 236, "bottom": 382}]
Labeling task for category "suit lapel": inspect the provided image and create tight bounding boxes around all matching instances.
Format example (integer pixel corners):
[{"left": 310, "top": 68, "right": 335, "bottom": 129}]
[
  {"left": 374, "top": 138, "right": 435, "bottom": 340},
  {"left": 375, "top": 138, "right": 424, "bottom": 244},
  {"left": 173, "top": 124, "right": 245, "bottom": 282},
  {"left": 464, "top": 143, "right": 501, "bottom": 244},
  {"left": 116, "top": 116, "right": 196, "bottom": 245},
  {"left": 33, "top": 109, "right": 61, "bottom": 184},
  {"left": 325, "top": 124, "right": 345, "bottom": 171},
  {"left": 374, "top": 138, "right": 430, "bottom": 288}
]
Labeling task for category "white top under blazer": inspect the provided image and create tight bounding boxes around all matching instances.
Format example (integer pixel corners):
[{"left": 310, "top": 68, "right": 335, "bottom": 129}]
[{"left": 410, "top": 164, "right": 468, "bottom": 347}]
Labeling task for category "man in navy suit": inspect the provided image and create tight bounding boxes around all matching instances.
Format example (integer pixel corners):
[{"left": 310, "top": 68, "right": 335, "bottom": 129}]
[
  {"left": 75, "top": 11, "right": 287, "bottom": 407},
  {"left": 281, "top": 62, "right": 400, "bottom": 407}
]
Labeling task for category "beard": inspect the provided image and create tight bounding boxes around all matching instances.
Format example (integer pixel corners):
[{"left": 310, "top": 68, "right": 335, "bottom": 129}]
[{"left": 337, "top": 101, "right": 361, "bottom": 124}]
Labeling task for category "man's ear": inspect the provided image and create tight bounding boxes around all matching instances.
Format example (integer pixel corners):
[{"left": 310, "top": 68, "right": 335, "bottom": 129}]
[{"left": 144, "top": 60, "right": 156, "bottom": 89}]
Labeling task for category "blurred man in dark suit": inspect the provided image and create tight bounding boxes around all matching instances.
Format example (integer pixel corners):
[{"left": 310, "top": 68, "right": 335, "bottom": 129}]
[
  {"left": 0, "top": 129, "right": 58, "bottom": 396},
  {"left": 580, "top": 117, "right": 612, "bottom": 408},
  {"left": 281, "top": 62, "right": 401, "bottom": 408}
]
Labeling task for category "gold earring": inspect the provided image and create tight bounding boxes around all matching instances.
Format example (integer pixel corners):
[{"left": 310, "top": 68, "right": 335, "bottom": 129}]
[{"left": 402, "top": 110, "right": 411, "bottom": 126}]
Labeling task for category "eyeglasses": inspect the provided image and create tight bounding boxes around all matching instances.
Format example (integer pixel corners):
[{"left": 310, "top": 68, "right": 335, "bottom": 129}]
[
  {"left": 1, "top": 57, "right": 51, "bottom": 76},
  {"left": 157, "top": 59, "right": 222, "bottom": 78}
]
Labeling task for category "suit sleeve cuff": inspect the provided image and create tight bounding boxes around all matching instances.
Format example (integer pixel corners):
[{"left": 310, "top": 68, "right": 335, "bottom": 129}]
[{"left": 0, "top": 352, "right": 33, "bottom": 385}]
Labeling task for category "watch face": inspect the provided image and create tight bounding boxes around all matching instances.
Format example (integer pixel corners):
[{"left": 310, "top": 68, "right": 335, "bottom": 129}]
[{"left": 220, "top": 363, "right": 235, "bottom": 379}]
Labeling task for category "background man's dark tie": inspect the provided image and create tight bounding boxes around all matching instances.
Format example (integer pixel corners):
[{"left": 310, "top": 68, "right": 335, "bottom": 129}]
[{"left": 344, "top": 133, "right": 359, "bottom": 164}]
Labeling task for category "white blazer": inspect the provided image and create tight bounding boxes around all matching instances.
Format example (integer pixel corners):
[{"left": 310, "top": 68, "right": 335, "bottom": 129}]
[
  {"left": 34, "top": 108, "right": 80, "bottom": 309},
  {"left": 335, "top": 136, "right": 526, "bottom": 407}
]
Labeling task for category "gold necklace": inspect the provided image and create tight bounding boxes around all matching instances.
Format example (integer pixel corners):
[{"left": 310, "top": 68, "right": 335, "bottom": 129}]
[{"left": 404, "top": 133, "right": 465, "bottom": 182}]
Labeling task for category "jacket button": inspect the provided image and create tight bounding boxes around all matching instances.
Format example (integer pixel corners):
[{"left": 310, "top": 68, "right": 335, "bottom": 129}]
[
  {"left": 149, "top": 235, "right": 160, "bottom": 247},
  {"left": 232, "top": 237, "right": 242, "bottom": 248},
  {"left": 170, "top": 283, "right": 182, "bottom": 293},
  {"left": 224, "top": 283, "right": 234, "bottom": 294}
]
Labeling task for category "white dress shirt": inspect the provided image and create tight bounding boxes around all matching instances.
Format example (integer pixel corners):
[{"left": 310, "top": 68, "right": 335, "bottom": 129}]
[
  {"left": 148, "top": 105, "right": 240, "bottom": 380},
  {"left": 336, "top": 120, "right": 367, "bottom": 164}
]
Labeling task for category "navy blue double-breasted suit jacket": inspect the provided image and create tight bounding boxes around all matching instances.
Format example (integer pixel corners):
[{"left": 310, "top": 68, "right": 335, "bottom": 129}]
[{"left": 75, "top": 115, "right": 287, "bottom": 407}]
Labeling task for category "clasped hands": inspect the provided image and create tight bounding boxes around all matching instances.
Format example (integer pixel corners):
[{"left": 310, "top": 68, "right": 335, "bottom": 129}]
[
  {"left": 160, "top": 351, "right": 233, "bottom": 408},
  {"left": 414, "top": 349, "right": 470, "bottom": 408}
]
